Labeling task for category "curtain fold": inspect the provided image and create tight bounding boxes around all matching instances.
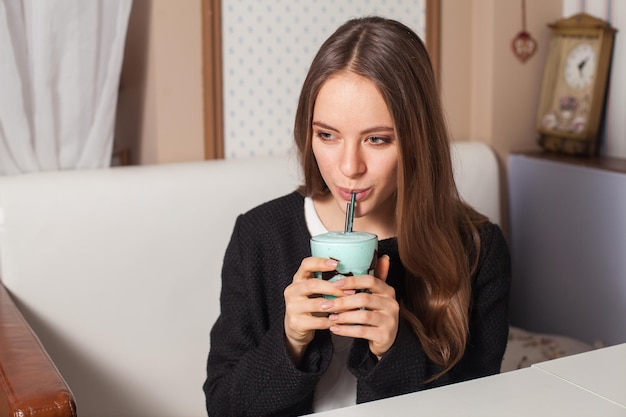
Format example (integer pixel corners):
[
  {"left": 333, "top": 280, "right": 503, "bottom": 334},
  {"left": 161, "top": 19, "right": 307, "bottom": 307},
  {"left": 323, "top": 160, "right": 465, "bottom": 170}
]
[{"left": 0, "top": 0, "right": 132, "bottom": 175}]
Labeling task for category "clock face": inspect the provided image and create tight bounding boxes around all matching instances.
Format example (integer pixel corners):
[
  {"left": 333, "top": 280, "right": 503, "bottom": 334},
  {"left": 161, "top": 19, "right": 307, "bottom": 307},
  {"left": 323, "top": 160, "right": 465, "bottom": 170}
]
[{"left": 564, "top": 42, "right": 596, "bottom": 90}]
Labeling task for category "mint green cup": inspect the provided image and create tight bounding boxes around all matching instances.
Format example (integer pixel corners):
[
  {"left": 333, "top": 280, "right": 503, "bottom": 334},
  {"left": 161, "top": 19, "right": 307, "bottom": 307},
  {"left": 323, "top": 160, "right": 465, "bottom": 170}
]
[{"left": 310, "top": 231, "right": 378, "bottom": 299}]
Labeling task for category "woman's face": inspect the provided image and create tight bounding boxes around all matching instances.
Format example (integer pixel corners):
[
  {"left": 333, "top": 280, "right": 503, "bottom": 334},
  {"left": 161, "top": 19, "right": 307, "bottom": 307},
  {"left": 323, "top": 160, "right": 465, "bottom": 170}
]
[{"left": 312, "top": 71, "right": 398, "bottom": 227}]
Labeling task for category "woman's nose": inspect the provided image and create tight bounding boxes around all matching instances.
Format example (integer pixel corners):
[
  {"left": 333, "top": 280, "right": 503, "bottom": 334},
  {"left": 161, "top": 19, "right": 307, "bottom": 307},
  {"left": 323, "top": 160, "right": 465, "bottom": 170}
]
[{"left": 339, "top": 143, "right": 366, "bottom": 178}]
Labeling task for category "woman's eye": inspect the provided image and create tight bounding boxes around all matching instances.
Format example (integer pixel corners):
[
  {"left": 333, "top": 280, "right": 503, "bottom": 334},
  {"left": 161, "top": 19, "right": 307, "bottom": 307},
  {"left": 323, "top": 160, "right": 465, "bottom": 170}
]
[
  {"left": 315, "top": 131, "right": 335, "bottom": 141},
  {"left": 368, "top": 136, "right": 390, "bottom": 145}
]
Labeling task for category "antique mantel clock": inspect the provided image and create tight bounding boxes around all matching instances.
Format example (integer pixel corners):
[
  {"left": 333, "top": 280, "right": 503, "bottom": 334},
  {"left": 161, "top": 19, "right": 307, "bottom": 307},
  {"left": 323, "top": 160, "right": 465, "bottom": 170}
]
[{"left": 536, "top": 13, "right": 616, "bottom": 156}]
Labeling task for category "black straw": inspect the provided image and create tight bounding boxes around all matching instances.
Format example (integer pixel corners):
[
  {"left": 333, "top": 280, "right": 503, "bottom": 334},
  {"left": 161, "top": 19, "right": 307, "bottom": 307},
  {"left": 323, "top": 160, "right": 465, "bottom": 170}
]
[{"left": 344, "top": 192, "right": 356, "bottom": 233}]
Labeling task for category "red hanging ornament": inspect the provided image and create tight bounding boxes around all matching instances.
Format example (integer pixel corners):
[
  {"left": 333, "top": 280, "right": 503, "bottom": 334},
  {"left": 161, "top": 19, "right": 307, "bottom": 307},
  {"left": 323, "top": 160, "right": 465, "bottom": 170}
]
[{"left": 512, "top": 0, "right": 538, "bottom": 63}]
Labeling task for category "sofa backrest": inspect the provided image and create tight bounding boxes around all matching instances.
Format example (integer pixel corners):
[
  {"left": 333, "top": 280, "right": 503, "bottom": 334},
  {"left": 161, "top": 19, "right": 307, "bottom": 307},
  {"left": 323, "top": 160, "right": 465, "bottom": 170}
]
[
  {"left": 0, "top": 141, "right": 499, "bottom": 417},
  {"left": 452, "top": 141, "right": 500, "bottom": 224}
]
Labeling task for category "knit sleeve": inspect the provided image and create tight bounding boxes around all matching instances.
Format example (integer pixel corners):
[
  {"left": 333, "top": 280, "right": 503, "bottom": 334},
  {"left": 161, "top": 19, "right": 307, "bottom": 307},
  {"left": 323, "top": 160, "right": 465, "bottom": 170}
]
[
  {"left": 349, "top": 320, "right": 435, "bottom": 403},
  {"left": 204, "top": 208, "right": 332, "bottom": 416}
]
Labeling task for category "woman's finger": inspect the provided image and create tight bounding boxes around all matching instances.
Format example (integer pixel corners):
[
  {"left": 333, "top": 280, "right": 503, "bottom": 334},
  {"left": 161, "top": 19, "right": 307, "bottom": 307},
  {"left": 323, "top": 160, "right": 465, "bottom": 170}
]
[
  {"left": 292, "top": 257, "right": 338, "bottom": 283},
  {"left": 375, "top": 254, "right": 390, "bottom": 282}
]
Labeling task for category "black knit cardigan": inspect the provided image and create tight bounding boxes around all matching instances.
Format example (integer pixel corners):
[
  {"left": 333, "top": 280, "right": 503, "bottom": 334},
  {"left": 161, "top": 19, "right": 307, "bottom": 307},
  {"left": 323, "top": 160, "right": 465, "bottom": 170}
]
[{"left": 204, "top": 191, "right": 511, "bottom": 416}]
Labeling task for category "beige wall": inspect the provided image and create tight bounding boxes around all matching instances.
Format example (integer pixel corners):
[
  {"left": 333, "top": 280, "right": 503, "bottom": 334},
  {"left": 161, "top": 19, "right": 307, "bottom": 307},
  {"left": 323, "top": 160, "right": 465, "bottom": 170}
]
[
  {"left": 441, "top": 0, "right": 562, "bottom": 231},
  {"left": 441, "top": 0, "right": 562, "bottom": 158},
  {"left": 116, "top": 0, "right": 204, "bottom": 165}
]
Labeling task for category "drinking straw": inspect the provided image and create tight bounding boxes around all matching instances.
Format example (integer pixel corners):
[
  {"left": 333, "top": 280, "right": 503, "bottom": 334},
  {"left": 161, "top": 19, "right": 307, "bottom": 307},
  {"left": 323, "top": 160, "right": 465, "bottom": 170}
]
[{"left": 344, "top": 192, "right": 357, "bottom": 233}]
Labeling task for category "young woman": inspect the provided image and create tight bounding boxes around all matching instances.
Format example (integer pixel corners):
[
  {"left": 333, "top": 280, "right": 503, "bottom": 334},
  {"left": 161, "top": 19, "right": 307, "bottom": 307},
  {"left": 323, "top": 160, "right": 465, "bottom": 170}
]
[{"left": 204, "top": 16, "right": 511, "bottom": 416}]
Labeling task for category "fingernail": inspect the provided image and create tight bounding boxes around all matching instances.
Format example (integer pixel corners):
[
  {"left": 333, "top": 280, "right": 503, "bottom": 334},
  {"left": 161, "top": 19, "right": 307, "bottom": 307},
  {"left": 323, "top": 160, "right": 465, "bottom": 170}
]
[
  {"left": 332, "top": 279, "right": 345, "bottom": 287},
  {"left": 321, "top": 301, "right": 333, "bottom": 310},
  {"left": 325, "top": 259, "right": 338, "bottom": 267},
  {"left": 328, "top": 313, "right": 338, "bottom": 321}
]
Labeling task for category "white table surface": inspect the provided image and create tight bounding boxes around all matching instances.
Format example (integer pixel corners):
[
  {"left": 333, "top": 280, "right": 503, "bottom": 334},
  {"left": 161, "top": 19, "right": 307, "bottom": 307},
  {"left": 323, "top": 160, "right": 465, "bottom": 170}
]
[
  {"left": 533, "top": 343, "right": 626, "bottom": 408},
  {"left": 312, "top": 344, "right": 626, "bottom": 417}
]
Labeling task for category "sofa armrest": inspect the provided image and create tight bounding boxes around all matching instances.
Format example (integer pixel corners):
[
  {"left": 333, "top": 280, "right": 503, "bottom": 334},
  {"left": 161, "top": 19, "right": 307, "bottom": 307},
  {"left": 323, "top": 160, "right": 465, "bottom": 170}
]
[{"left": 0, "top": 284, "right": 76, "bottom": 417}]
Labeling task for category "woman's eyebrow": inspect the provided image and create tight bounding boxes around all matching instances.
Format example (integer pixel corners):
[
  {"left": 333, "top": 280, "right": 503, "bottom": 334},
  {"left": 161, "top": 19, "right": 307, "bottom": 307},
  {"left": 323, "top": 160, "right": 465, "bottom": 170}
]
[
  {"left": 312, "top": 121, "right": 394, "bottom": 135},
  {"left": 312, "top": 121, "right": 336, "bottom": 131},
  {"left": 361, "top": 126, "right": 395, "bottom": 135}
]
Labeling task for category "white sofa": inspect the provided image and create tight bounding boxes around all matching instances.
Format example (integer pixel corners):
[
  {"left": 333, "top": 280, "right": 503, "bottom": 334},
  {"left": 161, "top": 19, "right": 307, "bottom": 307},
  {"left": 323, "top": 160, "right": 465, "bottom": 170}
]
[{"left": 0, "top": 142, "right": 501, "bottom": 417}]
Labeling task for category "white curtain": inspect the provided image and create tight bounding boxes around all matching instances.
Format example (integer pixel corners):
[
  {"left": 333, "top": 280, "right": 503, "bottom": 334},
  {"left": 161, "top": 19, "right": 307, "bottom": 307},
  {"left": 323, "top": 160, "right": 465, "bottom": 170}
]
[{"left": 0, "top": 0, "right": 132, "bottom": 175}]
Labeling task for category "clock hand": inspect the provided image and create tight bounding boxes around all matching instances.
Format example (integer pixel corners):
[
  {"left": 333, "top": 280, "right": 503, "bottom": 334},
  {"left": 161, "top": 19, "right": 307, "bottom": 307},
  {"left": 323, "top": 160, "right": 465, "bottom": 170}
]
[{"left": 578, "top": 58, "right": 588, "bottom": 74}]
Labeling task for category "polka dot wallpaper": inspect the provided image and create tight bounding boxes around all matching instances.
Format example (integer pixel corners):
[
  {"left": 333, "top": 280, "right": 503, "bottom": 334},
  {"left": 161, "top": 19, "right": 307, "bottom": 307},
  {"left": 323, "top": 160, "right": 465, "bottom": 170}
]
[{"left": 222, "top": 1, "right": 427, "bottom": 159}]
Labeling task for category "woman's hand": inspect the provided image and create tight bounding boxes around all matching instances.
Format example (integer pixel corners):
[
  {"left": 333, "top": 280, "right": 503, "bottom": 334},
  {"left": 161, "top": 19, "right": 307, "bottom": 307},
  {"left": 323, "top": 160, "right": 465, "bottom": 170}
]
[
  {"left": 283, "top": 257, "right": 345, "bottom": 365},
  {"left": 322, "top": 255, "right": 397, "bottom": 358},
  {"left": 284, "top": 255, "right": 396, "bottom": 364}
]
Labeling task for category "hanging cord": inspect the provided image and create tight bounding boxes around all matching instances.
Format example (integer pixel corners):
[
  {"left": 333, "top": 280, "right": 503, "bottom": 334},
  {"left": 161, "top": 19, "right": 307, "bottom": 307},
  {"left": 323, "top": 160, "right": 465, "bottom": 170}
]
[{"left": 521, "top": 0, "right": 527, "bottom": 33}]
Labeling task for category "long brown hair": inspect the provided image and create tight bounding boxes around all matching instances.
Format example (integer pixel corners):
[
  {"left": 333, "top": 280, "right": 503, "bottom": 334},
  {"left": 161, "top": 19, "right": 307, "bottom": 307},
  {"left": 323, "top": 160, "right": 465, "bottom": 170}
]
[{"left": 294, "top": 16, "right": 487, "bottom": 380}]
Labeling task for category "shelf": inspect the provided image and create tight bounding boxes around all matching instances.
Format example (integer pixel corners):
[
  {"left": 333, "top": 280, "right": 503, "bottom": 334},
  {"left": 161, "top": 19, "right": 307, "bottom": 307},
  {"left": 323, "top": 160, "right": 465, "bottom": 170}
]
[{"left": 512, "top": 150, "right": 626, "bottom": 175}]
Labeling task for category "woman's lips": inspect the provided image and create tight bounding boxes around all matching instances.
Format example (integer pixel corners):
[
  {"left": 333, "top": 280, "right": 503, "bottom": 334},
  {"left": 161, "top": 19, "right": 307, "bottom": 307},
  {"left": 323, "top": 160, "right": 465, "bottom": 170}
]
[{"left": 338, "top": 188, "right": 370, "bottom": 201}]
